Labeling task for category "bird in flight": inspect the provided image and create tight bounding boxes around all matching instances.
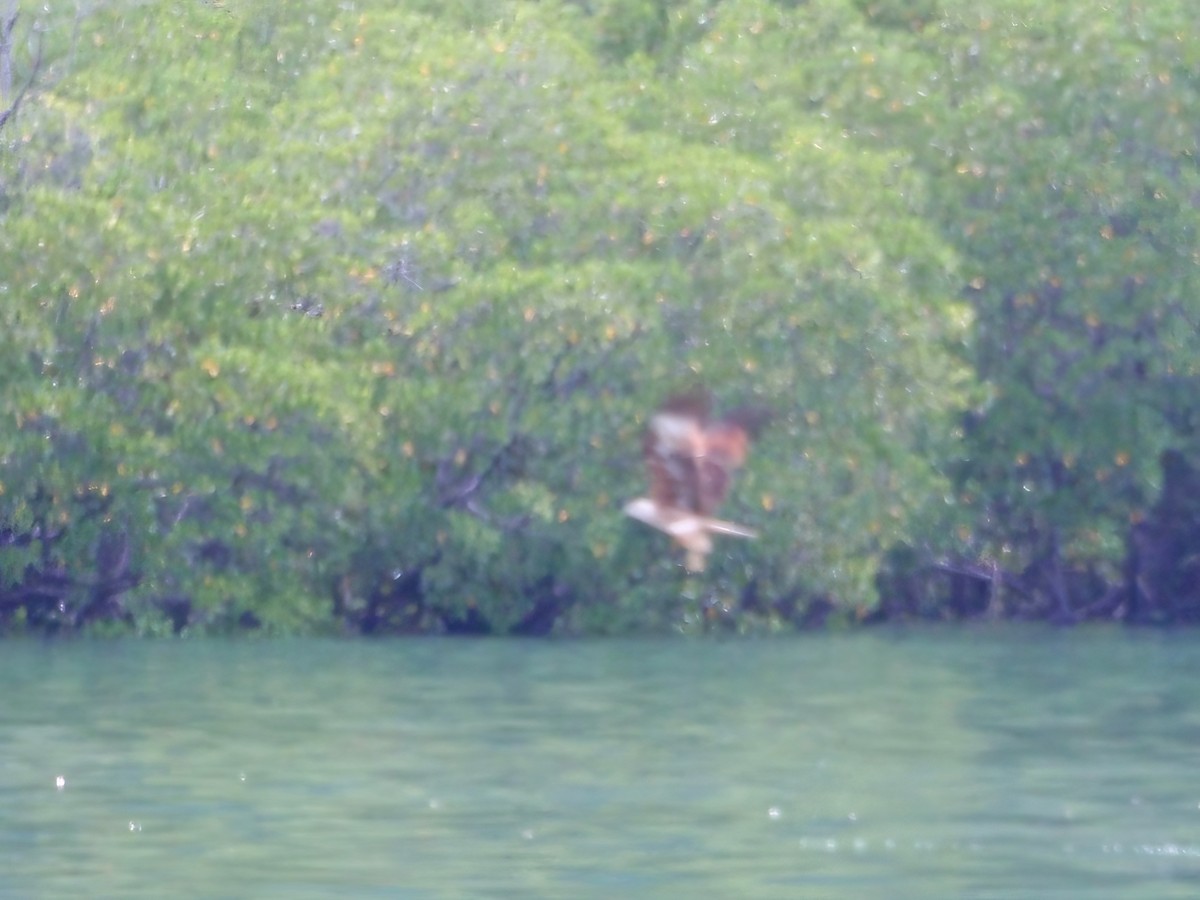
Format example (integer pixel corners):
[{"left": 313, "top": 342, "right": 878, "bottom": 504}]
[{"left": 624, "top": 390, "right": 769, "bottom": 572}]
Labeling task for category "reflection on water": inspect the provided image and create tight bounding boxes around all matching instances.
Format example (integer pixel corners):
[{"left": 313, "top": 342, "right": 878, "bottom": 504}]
[{"left": 1, "top": 627, "right": 1199, "bottom": 897}]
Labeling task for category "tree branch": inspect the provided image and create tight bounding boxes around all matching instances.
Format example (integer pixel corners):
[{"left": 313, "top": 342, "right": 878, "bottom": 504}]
[{"left": 0, "top": 7, "right": 43, "bottom": 133}]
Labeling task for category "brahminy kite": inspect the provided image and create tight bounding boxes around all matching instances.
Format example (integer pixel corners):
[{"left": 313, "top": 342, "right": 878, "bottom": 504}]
[{"left": 624, "top": 390, "right": 769, "bottom": 572}]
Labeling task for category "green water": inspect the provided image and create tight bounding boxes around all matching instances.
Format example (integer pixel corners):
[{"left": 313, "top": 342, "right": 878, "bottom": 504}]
[{"left": 2, "top": 628, "right": 1198, "bottom": 897}]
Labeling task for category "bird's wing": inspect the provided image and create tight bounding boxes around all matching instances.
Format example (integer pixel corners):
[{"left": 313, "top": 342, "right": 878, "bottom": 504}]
[
  {"left": 644, "top": 403, "right": 707, "bottom": 513},
  {"left": 694, "top": 405, "right": 770, "bottom": 515},
  {"left": 628, "top": 392, "right": 769, "bottom": 570},
  {"left": 692, "top": 421, "right": 750, "bottom": 515}
]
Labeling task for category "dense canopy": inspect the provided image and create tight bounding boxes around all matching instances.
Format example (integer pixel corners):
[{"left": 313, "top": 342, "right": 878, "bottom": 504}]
[{"left": 1, "top": 0, "right": 1197, "bottom": 634}]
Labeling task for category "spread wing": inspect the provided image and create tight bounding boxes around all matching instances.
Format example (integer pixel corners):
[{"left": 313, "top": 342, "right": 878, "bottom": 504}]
[
  {"left": 630, "top": 391, "right": 770, "bottom": 571},
  {"left": 643, "top": 391, "right": 710, "bottom": 514},
  {"left": 642, "top": 391, "right": 768, "bottom": 516},
  {"left": 693, "top": 425, "right": 742, "bottom": 516}
]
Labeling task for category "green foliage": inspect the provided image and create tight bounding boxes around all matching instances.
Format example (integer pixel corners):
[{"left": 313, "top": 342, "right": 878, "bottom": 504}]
[
  {"left": 1, "top": 0, "right": 1193, "bottom": 633},
  {"left": 789, "top": 0, "right": 1200, "bottom": 614},
  {"left": 920, "top": 3, "right": 1199, "bottom": 594}
]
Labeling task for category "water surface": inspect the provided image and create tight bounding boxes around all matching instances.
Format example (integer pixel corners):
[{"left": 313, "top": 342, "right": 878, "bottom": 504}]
[{"left": 2, "top": 627, "right": 1198, "bottom": 897}]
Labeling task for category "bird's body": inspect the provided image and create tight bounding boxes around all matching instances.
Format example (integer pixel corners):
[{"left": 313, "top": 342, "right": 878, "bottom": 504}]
[{"left": 624, "top": 390, "right": 768, "bottom": 572}]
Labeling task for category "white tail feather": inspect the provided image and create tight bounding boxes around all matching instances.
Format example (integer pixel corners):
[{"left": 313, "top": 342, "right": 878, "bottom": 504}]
[
  {"left": 702, "top": 518, "right": 757, "bottom": 539},
  {"left": 623, "top": 498, "right": 757, "bottom": 540}
]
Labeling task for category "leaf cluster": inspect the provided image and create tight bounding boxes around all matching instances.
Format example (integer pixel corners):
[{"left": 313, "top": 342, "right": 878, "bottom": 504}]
[{"left": 1, "top": 0, "right": 1195, "bottom": 632}]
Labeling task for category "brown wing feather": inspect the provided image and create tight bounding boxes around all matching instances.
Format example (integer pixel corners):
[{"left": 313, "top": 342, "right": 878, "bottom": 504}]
[
  {"left": 656, "top": 388, "right": 711, "bottom": 422},
  {"left": 641, "top": 391, "right": 769, "bottom": 517},
  {"left": 694, "top": 423, "right": 746, "bottom": 515},
  {"left": 695, "top": 406, "right": 771, "bottom": 514},
  {"left": 644, "top": 435, "right": 693, "bottom": 509},
  {"left": 644, "top": 395, "right": 709, "bottom": 513}
]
